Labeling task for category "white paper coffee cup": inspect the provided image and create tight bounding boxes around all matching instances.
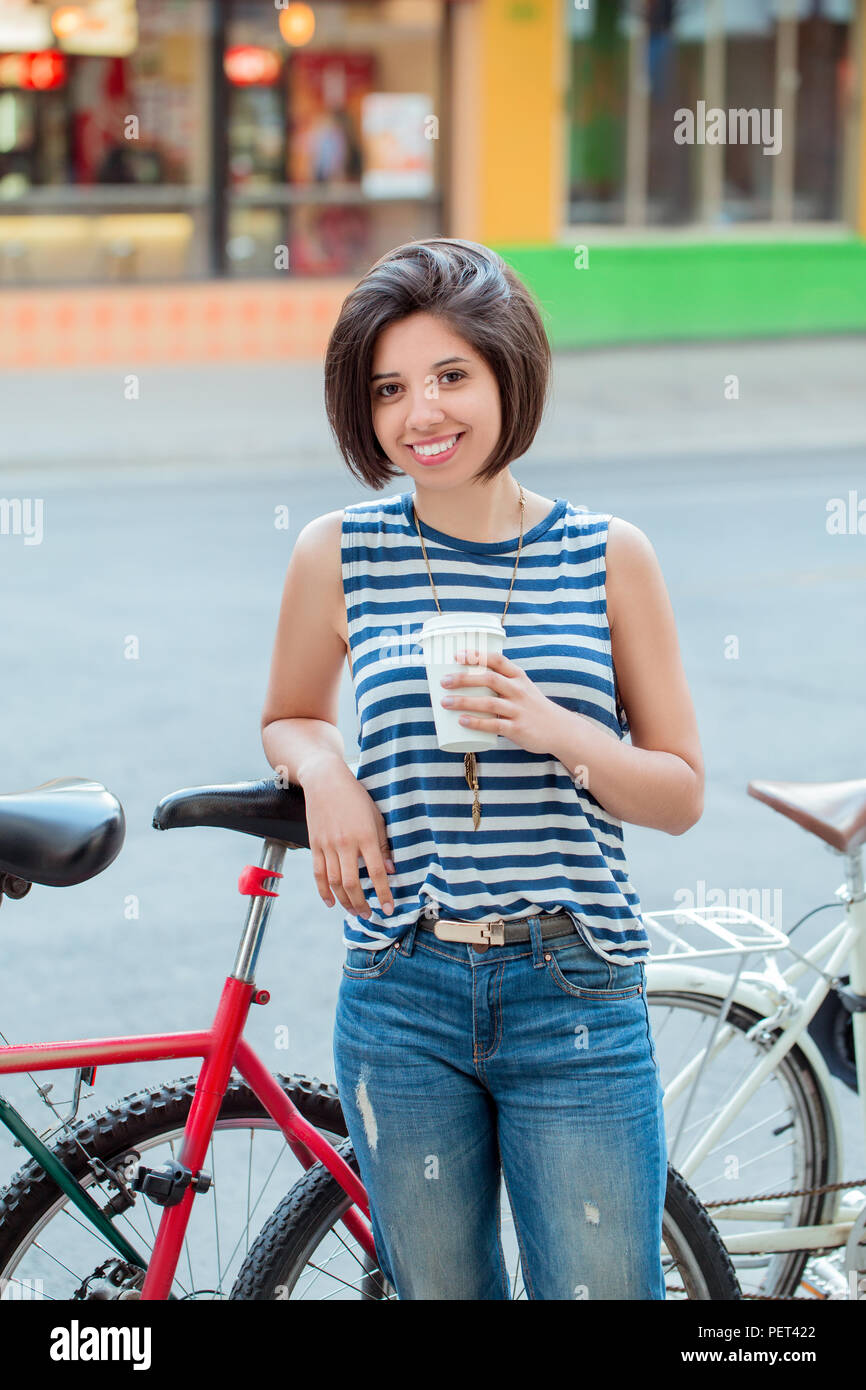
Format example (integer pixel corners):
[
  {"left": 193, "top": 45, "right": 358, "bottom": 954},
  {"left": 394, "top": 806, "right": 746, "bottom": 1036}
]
[{"left": 420, "top": 612, "right": 507, "bottom": 752}]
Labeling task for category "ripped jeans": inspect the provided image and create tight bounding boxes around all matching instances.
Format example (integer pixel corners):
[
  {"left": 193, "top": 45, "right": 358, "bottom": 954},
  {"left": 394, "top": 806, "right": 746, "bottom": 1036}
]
[{"left": 332, "top": 912, "right": 667, "bottom": 1300}]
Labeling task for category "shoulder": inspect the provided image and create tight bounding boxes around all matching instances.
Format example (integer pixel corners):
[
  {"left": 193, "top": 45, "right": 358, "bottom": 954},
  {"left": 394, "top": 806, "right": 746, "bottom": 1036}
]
[
  {"left": 295, "top": 493, "right": 405, "bottom": 561},
  {"left": 290, "top": 509, "right": 356, "bottom": 593},
  {"left": 606, "top": 516, "right": 658, "bottom": 564},
  {"left": 291, "top": 499, "right": 401, "bottom": 640},
  {"left": 604, "top": 517, "right": 664, "bottom": 632},
  {"left": 295, "top": 507, "right": 345, "bottom": 552}
]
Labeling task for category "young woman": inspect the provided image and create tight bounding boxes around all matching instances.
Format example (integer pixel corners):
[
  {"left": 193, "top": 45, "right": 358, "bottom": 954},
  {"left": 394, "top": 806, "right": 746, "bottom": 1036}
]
[{"left": 261, "top": 237, "right": 704, "bottom": 1301}]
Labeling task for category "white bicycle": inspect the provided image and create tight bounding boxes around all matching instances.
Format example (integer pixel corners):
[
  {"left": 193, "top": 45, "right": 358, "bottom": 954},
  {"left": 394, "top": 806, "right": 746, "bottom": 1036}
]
[{"left": 645, "top": 774, "right": 866, "bottom": 1300}]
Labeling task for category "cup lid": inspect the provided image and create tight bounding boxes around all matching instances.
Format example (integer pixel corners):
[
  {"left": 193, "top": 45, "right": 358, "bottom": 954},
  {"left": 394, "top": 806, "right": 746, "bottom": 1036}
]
[{"left": 420, "top": 611, "right": 506, "bottom": 638}]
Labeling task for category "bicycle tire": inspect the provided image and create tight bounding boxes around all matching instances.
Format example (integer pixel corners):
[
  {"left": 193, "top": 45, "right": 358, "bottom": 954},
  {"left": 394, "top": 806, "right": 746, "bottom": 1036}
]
[
  {"left": 648, "top": 990, "right": 836, "bottom": 1299},
  {"left": 0, "top": 1071, "right": 348, "bottom": 1300},
  {"left": 230, "top": 1143, "right": 741, "bottom": 1300}
]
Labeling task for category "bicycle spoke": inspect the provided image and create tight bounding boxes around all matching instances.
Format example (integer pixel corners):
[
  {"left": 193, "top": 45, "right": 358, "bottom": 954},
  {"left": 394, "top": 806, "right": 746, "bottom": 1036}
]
[
  {"left": 207, "top": 1136, "right": 218, "bottom": 1295},
  {"left": 318, "top": 1277, "right": 386, "bottom": 1301},
  {"left": 715, "top": 1136, "right": 797, "bottom": 1179},
  {"left": 286, "top": 1220, "right": 392, "bottom": 1301},
  {"left": 670, "top": 1074, "right": 800, "bottom": 1182},
  {"left": 57, "top": 1203, "right": 136, "bottom": 1263},
  {"left": 675, "top": 1105, "right": 798, "bottom": 1193},
  {"left": 701, "top": 1103, "right": 791, "bottom": 1155},
  {"left": 318, "top": 1252, "right": 391, "bottom": 1300},
  {"left": 293, "top": 1228, "right": 385, "bottom": 1298},
  {"left": 125, "top": 1187, "right": 159, "bottom": 1248},
  {"left": 57, "top": 1189, "right": 195, "bottom": 1299},
  {"left": 326, "top": 1226, "right": 378, "bottom": 1274},
  {"left": 30, "top": 1238, "right": 88, "bottom": 1284},
  {"left": 215, "top": 1139, "right": 295, "bottom": 1285},
  {"left": 1, "top": 1276, "right": 57, "bottom": 1302},
  {"left": 246, "top": 1130, "right": 253, "bottom": 1258},
  {"left": 301, "top": 1260, "right": 381, "bottom": 1296}
]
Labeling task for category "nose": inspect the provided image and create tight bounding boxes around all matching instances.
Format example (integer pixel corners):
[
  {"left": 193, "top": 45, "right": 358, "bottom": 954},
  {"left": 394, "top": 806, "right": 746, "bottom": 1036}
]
[{"left": 403, "top": 382, "right": 447, "bottom": 432}]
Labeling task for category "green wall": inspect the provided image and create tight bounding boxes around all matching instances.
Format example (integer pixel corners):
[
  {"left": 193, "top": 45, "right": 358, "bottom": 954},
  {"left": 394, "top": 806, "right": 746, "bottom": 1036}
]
[{"left": 493, "top": 239, "right": 866, "bottom": 346}]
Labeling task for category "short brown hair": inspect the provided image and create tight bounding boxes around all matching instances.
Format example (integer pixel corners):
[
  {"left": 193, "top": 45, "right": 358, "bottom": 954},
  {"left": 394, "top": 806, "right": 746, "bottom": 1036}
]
[{"left": 323, "top": 237, "right": 552, "bottom": 490}]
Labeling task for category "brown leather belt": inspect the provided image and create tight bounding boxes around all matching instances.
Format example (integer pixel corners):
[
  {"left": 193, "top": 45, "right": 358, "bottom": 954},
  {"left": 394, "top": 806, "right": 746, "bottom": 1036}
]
[{"left": 417, "top": 910, "right": 579, "bottom": 952}]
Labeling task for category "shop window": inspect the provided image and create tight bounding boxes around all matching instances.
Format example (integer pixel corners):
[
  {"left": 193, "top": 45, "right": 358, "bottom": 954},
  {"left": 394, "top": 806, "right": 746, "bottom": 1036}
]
[
  {"left": 0, "top": 0, "right": 211, "bottom": 284},
  {"left": 564, "top": 0, "right": 857, "bottom": 232},
  {"left": 566, "top": 0, "right": 629, "bottom": 224},
  {"left": 224, "top": 0, "right": 444, "bottom": 279}
]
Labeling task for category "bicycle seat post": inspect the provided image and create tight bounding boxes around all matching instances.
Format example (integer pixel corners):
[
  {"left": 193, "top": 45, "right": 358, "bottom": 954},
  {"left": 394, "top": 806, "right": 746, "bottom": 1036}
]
[{"left": 232, "top": 839, "right": 287, "bottom": 983}]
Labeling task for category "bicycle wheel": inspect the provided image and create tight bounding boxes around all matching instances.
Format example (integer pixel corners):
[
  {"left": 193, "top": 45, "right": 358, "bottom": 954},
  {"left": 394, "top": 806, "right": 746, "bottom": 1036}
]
[
  {"left": 230, "top": 1143, "right": 740, "bottom": 1300},
  {"left": 648, "top": 990, "right": 836, "bottom": 1300},
  {"left": 0, "top": 1072, "right": 347, "bottom": 1301}
]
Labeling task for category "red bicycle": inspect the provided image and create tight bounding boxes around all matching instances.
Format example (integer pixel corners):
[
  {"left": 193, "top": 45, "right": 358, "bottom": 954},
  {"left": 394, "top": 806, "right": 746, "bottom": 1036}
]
[{"left": 0, "top": 775, "right": 738, "bottom": 1300}]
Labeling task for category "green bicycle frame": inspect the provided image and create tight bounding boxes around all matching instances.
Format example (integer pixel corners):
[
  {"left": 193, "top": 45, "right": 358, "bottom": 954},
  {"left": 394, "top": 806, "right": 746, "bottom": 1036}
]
[{"left": 0, "top": 1093, "right": 149, "bottom": 1275}]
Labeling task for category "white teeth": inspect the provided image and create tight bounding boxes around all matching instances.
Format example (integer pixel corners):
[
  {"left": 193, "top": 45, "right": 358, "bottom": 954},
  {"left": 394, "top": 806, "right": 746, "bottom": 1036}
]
[{"left": 410, "top": 434, "right": 460, "bottom": 457}]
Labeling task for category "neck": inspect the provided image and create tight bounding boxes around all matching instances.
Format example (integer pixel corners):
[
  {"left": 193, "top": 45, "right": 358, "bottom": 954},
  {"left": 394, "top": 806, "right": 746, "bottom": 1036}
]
[{"left": 411, "top": 474, "right": 523, "bottom": 544}]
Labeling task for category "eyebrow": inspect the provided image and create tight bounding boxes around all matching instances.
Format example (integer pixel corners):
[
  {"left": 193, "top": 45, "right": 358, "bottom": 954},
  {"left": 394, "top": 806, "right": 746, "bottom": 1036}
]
[{"left": 370, "top": 356, "right": 471, "bottom": 383}]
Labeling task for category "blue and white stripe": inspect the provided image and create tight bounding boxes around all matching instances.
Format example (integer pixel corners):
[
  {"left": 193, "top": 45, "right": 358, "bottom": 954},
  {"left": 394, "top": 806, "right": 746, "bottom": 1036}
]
[{"left": 340, "top": 491, "right": 649, "bottom": 964}]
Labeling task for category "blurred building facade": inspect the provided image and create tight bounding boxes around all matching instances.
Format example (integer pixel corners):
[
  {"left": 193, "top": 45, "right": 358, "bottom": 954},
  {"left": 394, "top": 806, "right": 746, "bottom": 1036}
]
[{"left": 0, "top": 0, "right": 864, "bottom": 365}]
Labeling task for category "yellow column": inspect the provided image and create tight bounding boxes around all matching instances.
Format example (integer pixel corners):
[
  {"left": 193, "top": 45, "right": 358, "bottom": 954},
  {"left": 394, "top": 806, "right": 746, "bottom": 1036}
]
[{"left": 473, "top": 0, "right": 562, "bottom": 245}]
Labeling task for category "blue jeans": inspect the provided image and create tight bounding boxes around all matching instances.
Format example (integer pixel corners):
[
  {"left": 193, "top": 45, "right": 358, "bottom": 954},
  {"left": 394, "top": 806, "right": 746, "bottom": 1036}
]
[{"left": 332, "top": 914, "right": 667, "bottom": 1300}]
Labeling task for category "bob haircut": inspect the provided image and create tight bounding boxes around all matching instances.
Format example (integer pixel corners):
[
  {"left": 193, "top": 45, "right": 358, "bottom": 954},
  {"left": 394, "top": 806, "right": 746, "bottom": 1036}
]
[{"left": 323, "top": 237, "right": 552, "bottom": 490}]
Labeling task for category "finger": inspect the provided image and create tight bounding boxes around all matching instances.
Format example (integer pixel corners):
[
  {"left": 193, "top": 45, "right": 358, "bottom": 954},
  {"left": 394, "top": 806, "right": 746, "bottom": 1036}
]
[
  {"left": 338, "top": 848, "right": 370, "bottom": 918},
  {"left": 443, "top": 666, "right": 505, "bottom": 690},
  {"left": 455, "top": 648, "right": 517, "bottom": 672},
  {"left": 311, "top": 847, "right": 335, "bottom": 907},
  {"left": 323, "top": 849, "right": 360, "bottom": 917},
  {"left": 461, "top": 692, "right": 514, "bottom": 717},
  {"left": 362, "top": 839, "right": 395, "bottom": 916},
  {"left": 377, "top": 827, "right": 396, "bottom": 875},
  {"left": 459, "top": 713, "right": 516, "bottom": 741},
  {"left": 452, "top": 694, "right": 511, "bottom": 714},
  {"left": 443, "top": 691, "right": 509, "bottom": 712}
]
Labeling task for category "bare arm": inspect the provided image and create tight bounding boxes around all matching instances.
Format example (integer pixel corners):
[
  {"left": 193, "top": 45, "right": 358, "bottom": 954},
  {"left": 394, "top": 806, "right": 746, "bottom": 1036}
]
[
  {"left": 261, "top": 511, "right": 395, "bottom": 916},
  {"left": 548, "top": 517, "right": 704, "bottom": 835},
  {"left": 261, "top": 511, "right": 349, "bottom": 786}
]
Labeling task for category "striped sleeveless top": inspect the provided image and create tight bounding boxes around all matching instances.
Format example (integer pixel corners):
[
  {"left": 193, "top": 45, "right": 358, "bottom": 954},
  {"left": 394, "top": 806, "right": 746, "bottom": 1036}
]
[{"left": 340, "top": 491, "right": 649, "bottom": 965}]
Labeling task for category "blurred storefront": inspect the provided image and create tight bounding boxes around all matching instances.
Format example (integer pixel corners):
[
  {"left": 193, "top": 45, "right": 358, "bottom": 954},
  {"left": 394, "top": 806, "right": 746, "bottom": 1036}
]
[
  {"left": 0, "top": 0, "right": 447, "bottom": 282},
  {"left": 564, "top": 0, "right": 859, "bottom": 228},
  {"left": 531, "top": 0, "right": 866, "bottom": 345},
  {"left": 1, "top": 0, "right": 865, "bottom": 365}
]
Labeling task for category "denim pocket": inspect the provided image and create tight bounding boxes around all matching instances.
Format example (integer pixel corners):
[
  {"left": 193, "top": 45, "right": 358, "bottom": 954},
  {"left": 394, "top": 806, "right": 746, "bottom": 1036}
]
[
  {"left": 342, "top": 940, "right": 400, "bottom": 981},
  {"left": 640, "top": 972, "right": 661, "bottom": 1074},
  {"left": 544, "top": 935, "right": 644, "bottom": 999}
]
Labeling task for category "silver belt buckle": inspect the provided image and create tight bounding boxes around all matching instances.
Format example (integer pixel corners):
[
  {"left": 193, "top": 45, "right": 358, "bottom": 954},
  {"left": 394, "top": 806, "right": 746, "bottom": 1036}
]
[{"left": 434, "top": 917, "right": 506, "bottom": 946}]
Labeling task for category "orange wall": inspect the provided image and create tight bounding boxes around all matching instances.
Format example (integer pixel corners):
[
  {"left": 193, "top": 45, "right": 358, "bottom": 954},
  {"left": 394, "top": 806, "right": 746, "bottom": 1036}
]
[{"left": 0, "top": 280, "right": 356, "bottom": 369}]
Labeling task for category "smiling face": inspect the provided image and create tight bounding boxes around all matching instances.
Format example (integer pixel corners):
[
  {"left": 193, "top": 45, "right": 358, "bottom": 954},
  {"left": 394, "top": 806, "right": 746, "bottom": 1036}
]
[{"left": 369, "top": 312, "right": 502, "bottom": 489}]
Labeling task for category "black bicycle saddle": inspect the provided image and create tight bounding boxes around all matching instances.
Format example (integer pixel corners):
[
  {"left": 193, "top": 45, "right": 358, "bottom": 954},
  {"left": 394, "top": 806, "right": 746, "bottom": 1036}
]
[
  {"left": 152, "top": 777, "right": 309, "bottom": 849},
  {"left": 0, "top": 777, "right": 125, "bottom": 888}
]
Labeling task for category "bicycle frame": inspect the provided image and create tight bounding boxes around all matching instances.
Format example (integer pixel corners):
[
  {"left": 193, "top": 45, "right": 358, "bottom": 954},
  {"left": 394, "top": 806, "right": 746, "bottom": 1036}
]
[
  {"left": 0, "top": 839, "right": 377, "bottom": 1300},
  {"left": 648, "top": 844, "right": 866, "bottom": 1260}
]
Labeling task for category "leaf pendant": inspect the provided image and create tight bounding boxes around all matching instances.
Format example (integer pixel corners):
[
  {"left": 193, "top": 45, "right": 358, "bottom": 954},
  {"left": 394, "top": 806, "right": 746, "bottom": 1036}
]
[{"left": 464, "top": 751, "right": 481, "bottom": 831}]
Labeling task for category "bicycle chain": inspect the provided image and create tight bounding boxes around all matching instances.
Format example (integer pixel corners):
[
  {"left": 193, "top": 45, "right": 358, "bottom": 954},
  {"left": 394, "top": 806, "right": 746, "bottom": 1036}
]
[
  {"left": 703, "top": 1175, "right": 866, "bottom": 1208},
  {"left": 697, "top": 1176, "right": 866, "bottom": 1300}
]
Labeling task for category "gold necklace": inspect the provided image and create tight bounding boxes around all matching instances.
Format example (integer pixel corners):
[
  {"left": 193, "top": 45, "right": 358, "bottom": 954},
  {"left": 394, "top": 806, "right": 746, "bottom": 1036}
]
[{"left": 412, "top": 482, "right": 526, "bottom": 830}]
